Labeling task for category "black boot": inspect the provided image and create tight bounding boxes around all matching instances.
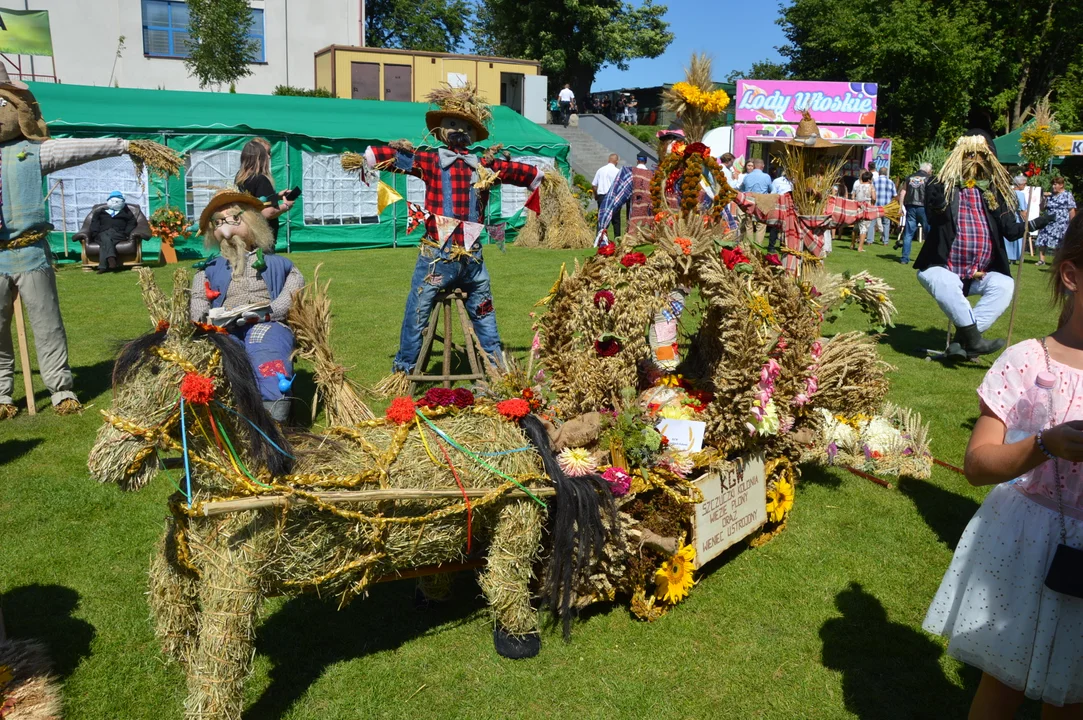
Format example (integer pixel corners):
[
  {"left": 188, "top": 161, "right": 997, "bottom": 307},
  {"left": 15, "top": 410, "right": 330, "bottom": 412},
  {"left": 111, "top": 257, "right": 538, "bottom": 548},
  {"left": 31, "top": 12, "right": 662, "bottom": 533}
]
[
  {"left": 954, "top": 324, "right": 1005, "bottom": 357},
  {"left": 493, "top": 625, "right": 540, "bottom": 659}
]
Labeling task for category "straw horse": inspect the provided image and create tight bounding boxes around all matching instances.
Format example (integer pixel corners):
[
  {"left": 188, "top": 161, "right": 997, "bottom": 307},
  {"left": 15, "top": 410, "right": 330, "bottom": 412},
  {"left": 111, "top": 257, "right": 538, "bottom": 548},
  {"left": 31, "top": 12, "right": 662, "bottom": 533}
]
[{"left": 89, "top": 269, "right": 613, "bottom": 720}]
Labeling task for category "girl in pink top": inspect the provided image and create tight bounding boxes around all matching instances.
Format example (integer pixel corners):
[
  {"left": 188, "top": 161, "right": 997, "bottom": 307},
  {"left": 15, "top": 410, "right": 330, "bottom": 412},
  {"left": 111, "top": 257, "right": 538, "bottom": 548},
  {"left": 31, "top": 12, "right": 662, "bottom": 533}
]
[{"left": 924, "top": 213, "right": 1083, "bottom": 718}]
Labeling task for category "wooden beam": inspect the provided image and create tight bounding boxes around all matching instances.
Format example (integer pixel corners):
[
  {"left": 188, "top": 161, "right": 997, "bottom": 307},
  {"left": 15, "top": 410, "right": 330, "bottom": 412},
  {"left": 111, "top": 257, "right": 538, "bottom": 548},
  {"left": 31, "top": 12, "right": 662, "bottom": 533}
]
[
  {"left": 13, "top": 292, "right": 35, "bottom": 415},
  {"left": 199, "top": 486, "right": 557, "bottom": 517}
]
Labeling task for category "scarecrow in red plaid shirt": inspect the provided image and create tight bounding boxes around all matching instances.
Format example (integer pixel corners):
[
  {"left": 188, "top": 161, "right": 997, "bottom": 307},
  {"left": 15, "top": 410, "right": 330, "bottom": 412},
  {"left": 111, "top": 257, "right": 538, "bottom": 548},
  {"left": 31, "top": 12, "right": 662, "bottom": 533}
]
[
  {"left": 732, "top": 111, "right": 898, "bottom": 275},
  {"left": 361, "top": 84, "right": 544, "bottom": 383},
  {"left": 914, "top": 129, "right": 1054, "bottom": 359}
]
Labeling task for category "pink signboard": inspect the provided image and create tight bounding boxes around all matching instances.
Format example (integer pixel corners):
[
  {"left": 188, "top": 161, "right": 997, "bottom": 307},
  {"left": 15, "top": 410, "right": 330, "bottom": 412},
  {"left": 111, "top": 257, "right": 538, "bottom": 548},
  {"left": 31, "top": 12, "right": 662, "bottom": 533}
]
[{"left": 735, "top": 80, "right": 878, "bottom": 126}]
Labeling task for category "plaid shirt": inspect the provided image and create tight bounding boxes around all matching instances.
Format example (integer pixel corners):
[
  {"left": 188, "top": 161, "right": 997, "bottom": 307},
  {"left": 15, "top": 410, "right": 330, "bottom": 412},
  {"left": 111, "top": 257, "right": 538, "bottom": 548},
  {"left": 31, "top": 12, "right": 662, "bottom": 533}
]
[
  {"left": 872, "top": 175, "right": 897, "bottom": 206},
  {"left": 369, "top": 145, "right": 541, "bottom": 245},
  {"left": 736, "top": 192, "right": 886, "bottom": 274},
  {"left": 948, "top": 188, "right": 992, "bottom": 278}
]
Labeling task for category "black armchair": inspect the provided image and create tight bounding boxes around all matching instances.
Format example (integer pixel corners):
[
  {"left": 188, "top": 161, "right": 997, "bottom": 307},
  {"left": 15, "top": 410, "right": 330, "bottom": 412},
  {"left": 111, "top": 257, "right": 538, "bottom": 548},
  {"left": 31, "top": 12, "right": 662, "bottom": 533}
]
[{"left": 73, "top": 203, "right": 152, "bottom": 271}]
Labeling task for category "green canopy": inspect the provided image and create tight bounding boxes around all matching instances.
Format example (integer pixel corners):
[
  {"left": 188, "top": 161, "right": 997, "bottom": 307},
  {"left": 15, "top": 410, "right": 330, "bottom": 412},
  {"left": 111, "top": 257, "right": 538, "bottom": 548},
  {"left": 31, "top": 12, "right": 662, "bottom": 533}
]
[{"left": 27, "top": 82, "right": 569, "bottom": 262}]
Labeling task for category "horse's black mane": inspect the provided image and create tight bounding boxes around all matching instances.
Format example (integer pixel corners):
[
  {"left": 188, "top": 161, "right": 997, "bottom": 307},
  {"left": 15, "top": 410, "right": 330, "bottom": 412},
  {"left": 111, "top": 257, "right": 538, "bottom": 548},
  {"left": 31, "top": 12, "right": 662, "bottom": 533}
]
[
  {"left": 520, "top": 414, "right": 616, "bottom": 640},
  {"left": 112, "top": 326, "right": 293, "bottom": 477}
]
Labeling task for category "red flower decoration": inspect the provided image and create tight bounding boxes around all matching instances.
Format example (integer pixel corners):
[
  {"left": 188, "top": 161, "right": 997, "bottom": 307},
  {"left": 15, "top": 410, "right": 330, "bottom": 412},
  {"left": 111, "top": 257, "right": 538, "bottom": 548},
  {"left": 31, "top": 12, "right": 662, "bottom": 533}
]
[
  {"left": 204, "top": 280, "right": 221, "bottom": 301},
  {"left": 721, "top": 246, "right": 750, "bottom": 270},
  {"left": 386, "top": 396, "right": 417, "bottom": 424},
  {"left": 594, "top": 338, "right": 623, "bottom": 357},
  {"left": 682, "top": 142, "right": 709, "bottom": 158},
  {"left": 451, "top": 388, "right": 475, "bottom": 408},
  {"left": 419, "top": 387, "right": 455, "bottom": 408},
  {"left": 593, "top": 289, "right": 615, "bottom": 311},
  {"left": 180, "top": 372, "right": 215, "bottom": 405},
  {"left": 496, "top": 398, "right": 531, "bottom": 420},
  {"left": 155, "top": 319, "right": 170, "bottom": 333},
  {"left": 620, "top": 252, "right": 647, "bottom": 268},
  {"left": 764, "top": 253, "right": 782, "bottom": 266},
  {"left": 597, "top": 243, "right": 616, "bottom": 257},
  {"left": 653, "top": 211, "right": 669, "bottom": 223}
]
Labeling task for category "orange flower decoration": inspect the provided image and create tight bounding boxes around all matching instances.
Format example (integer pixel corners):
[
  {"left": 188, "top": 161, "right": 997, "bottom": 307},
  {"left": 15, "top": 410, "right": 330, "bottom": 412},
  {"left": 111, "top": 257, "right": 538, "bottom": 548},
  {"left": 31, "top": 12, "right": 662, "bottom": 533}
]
[
  {"left": 496, "top": 398, "right": 531, "bottom": 420},
  {"left": 386, "top": 396, "right": 417, "bottom": 424},
  {"left": 180, "top": 372, "right": 215, "bottom": 404},
  {"left": 674, "top": 237, "right": 692, "bottom": 255}
]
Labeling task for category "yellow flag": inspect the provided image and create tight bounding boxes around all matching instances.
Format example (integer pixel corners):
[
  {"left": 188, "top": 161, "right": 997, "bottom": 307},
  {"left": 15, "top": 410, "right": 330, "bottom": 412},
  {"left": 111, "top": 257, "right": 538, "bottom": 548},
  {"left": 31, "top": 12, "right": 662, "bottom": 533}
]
[{"left": 376, "top": 181, "right": 403, "bottom": 214}]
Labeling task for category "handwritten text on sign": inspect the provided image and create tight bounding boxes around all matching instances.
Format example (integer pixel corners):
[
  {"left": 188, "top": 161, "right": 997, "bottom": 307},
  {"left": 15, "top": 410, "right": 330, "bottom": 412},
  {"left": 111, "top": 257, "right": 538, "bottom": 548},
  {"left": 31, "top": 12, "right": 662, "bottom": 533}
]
[{"left": 692, "top": 455, "right": 766, "bottom": 569}]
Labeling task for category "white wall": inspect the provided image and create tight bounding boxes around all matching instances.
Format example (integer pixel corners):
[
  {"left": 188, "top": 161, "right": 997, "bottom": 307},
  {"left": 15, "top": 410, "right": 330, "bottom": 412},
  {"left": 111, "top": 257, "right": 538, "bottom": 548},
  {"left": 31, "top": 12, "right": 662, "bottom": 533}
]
[{"left": 14, "top": 0, "right": 358, "bottom": 93}]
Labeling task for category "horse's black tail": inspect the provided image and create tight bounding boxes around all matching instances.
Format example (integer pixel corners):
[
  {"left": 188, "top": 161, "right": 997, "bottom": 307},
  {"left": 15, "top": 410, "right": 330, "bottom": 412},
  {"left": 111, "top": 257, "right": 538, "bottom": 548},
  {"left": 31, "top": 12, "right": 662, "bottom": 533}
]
[{"left": 519, "top": 414, "right": 616, "bottom": 640}]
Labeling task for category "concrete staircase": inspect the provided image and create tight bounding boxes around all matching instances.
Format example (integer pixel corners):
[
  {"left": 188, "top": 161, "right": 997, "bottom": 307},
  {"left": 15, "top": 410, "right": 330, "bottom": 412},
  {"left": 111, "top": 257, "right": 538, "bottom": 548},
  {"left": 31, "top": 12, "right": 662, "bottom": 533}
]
[{"left": 542, "top": 123, "right": 620, "bottom": 181}]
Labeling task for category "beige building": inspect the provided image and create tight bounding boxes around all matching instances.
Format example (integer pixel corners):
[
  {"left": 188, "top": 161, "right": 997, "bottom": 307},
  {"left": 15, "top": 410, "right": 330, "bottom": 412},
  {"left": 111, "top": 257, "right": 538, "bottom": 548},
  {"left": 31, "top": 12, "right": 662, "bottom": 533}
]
[
  {"left": 8, "top": 0, "right": 360, "bottom": 94},
  {"left": 314, "top": 45, "right": 548, "bottom": 123}
]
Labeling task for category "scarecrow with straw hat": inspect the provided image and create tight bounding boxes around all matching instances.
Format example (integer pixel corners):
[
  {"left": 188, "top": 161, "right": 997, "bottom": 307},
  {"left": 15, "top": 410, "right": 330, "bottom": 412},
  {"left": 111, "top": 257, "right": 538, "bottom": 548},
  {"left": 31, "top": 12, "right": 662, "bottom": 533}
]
[
  {"left": 0, "top": 66, "right": 180, "bottom": 420},
  {"left": 914, "top": 129, "right": 1055, "bottom": 359},
  {"left": 356, "top": 83, "right": 544, "bottom": 390},
  {"left": 188, "top": 189, "right": 304, "bottom": 421},
  {"left": 733, "top": 110, "right": 900, "bottom": 275}
]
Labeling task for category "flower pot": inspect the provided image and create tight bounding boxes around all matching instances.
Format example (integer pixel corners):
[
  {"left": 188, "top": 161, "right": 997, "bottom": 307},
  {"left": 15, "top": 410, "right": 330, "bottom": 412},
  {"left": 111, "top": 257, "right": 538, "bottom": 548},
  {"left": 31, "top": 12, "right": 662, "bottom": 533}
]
[{"left": 159, "top": 242, "right": 178, "bottom": 265}]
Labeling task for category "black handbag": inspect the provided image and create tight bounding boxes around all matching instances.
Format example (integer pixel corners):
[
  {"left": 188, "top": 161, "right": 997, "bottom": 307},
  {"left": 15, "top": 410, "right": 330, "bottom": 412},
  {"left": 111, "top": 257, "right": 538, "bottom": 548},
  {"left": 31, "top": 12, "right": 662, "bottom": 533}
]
[{"left": 1039, "top": 338, "right": 1083, "bottom": 599}]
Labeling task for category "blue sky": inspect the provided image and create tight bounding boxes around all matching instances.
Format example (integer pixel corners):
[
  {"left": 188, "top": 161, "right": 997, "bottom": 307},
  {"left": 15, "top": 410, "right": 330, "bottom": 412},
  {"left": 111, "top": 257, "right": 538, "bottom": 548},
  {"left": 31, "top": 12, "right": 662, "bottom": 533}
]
[{"left": 593, "top": 0, "right": 788, "bottom": 91}]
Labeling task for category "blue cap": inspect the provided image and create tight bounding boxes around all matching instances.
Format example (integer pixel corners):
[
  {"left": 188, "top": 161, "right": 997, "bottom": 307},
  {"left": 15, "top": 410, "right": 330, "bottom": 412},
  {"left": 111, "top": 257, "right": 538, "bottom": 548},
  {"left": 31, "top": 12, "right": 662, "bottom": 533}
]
[{"left": 108, "top": 190, "right": 124, "bottom": 200}]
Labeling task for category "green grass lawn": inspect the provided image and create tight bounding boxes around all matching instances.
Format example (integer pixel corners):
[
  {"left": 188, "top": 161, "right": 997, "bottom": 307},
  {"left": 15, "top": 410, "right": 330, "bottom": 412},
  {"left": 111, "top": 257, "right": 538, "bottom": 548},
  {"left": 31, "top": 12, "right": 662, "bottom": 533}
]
[{"left": 0, "top": 239, "right": 1057, "bottom": 719}]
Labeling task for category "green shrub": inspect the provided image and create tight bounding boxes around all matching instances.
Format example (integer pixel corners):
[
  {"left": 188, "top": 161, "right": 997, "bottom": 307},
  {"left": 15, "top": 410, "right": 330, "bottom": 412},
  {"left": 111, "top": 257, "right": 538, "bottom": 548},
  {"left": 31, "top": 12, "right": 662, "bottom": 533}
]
[{"left": 273, "top": 85, "right": 336, "bottom": 98}]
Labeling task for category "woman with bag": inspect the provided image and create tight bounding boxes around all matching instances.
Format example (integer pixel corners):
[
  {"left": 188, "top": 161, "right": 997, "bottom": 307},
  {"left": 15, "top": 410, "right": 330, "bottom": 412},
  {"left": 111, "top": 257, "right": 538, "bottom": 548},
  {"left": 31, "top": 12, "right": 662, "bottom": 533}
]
[{"left": 923, "top": 213, "right": 1083, "bottom": 718}]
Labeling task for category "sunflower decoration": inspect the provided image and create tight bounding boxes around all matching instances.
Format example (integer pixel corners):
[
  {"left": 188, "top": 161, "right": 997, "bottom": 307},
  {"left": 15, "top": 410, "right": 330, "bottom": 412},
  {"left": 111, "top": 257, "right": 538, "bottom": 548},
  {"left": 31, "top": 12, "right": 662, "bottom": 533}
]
[
  {"left": 654, "top": 543, "right": 696, "bottom": 604},
  {"left": 765, "top": 475, "right": 795, "bottom": 524}
]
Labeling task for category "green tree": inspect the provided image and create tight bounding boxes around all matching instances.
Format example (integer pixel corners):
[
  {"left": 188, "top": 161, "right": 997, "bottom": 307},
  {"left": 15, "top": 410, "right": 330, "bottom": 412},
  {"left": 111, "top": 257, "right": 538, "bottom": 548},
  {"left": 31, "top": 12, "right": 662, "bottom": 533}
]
[
  {"left": 773, "top": 0, "right": 1083, "bottom": 148},
  {"left": 364, "top": 0, "right": 471, "bottom": 53},
  {"left": 183, "top": 0, "right": 258, "bottom": 89},
  {"left": 725, "top": 60, "right": 789, "bottom": 83},
  {"left": 473, "top": 0, "right": 673, "bottom": 100}
]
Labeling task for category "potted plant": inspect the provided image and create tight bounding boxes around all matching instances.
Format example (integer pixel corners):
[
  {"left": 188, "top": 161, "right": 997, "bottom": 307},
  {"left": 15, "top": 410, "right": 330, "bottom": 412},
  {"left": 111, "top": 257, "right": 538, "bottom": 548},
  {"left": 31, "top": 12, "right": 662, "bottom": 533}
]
[{"left": 149, "top": 206, "right": 192, "bottom": 264}]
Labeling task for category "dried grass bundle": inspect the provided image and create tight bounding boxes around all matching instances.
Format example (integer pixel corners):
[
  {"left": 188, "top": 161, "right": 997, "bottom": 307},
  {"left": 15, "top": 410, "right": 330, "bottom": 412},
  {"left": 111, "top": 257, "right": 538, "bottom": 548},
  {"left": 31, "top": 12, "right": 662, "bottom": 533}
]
[
  {"left": 340, "top": 151, "right": 365, "bottom": 173},
  {"left": 814, "top": 331, "right": 893, "bottom": 416},
  {"left": 777, "top": 143, "right": 850, "bottom": 216},
  {"left": 128, "top": 139, "right": 183, "bottom": 189},
  {"left": 804, "top": 266, "right": 898, "bottom": 329},
  {"left": 515, "top": 171, "right": 593, "bottom": 249},
  {"left": 287, "top": 264, "right": 375, "bottom": 425},
  {"left": 0, "top": 637, "right": 62, "bottom": 720}
]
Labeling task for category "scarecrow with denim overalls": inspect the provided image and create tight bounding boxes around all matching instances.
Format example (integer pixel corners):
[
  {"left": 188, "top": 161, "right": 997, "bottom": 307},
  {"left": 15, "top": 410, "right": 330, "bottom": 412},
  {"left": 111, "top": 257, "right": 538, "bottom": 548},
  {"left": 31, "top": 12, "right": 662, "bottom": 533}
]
[
  {"left": 0, "top": 67, "right": 179, "bottom": 420},
  {"left": 362, "top": 84, "right": 543, "bottom": 386}
]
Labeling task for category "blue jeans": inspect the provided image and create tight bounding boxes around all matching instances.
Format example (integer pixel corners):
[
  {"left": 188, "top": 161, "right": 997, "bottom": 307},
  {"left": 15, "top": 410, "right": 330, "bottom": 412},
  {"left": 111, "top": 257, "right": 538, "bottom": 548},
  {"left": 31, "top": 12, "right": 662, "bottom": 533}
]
[
  {"left": 229, "top": 321, "right": 294, "bottom": 402},
  {"left": 867, "top": 216, "right": 892, "bottom": 246},
  {"left": 394, "top": 249, "right": 502, "bottom": 373},
  {"left": 901, "top": 206, "right": 929, "bottom": 263}
]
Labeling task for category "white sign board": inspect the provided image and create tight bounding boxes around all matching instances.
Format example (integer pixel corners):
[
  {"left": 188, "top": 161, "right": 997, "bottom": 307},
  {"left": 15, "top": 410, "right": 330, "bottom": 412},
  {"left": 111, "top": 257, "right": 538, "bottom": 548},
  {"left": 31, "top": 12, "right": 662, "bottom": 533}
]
[
  {"left": 655, "top": 418, "right": 706, "bottom": 453},
  {"left": 1072, "top": 140, "right": 1083, "bottom": 156},
  {"left": 691, "top": 455, "right": 767, "bottom": 569}
]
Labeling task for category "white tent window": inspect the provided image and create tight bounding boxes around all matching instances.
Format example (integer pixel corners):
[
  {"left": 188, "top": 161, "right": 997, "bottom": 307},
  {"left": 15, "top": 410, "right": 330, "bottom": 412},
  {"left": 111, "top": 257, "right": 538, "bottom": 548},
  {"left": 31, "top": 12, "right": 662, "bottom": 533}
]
[
  {"left": 46, "top": 156, "right": 149, "bottom": 232},
  {"left": 406, "top": 175, "right": 426, "bottom": 205},
  {"left": 186, "top": 149, "right": 241, "bottom": 223},
  {"left": 302, "top": 151, "right": 379, "bottom": 225},
  {"left": 499, "top": 156, "right": 553, "bottom": 217}
]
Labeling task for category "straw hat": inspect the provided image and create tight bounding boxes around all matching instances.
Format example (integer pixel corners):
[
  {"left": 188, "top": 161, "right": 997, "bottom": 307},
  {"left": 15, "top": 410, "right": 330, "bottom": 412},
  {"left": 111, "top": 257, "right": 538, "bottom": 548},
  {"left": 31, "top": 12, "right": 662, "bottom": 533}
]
[
  {"left": 198, "top": 190, "right": 265, "bottom": 233},
  {"left": 783, "top": 110, "right": 838, "bottom": 149},
  {"left": 0, "top": 65, "right": 28, "bottom": 91},
  {"left": 424, "top": 84, "right": 492, "bottom": 142}
]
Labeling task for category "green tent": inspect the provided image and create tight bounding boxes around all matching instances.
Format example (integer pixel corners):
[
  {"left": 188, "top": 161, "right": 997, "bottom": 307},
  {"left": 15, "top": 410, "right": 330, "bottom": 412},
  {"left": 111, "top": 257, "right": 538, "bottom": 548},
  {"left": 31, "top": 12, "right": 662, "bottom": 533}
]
[{"left": 28, "top": 82, "right": 570, "bottom": 262}]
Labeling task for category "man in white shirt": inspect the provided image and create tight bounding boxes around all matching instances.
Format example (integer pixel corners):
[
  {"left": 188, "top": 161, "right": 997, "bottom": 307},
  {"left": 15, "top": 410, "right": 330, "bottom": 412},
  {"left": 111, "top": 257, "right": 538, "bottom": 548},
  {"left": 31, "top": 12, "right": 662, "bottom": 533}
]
[
  {"left": 592, "top": 154, "right": 622, "bottom": 236},
  {"left": 557, "top": 84, "right": 575, "bottom": 127}
]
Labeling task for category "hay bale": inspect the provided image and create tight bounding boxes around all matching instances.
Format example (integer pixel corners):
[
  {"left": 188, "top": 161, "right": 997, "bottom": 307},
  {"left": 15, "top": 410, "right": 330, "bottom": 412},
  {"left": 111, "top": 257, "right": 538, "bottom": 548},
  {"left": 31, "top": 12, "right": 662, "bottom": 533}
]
[
  {"left": 517, "top": 171, "right": 594, "bottom": 249},
  {"left": 0, "top": 638, "right": 62, "bottom": 720}
]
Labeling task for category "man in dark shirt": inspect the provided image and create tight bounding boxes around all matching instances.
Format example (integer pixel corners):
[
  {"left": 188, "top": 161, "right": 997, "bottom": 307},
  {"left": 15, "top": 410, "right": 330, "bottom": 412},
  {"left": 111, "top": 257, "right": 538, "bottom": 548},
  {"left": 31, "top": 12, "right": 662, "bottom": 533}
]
[
  {"left": 89, "top": 190, "right": 136, "bottom": 273},
  {"left": 897, "top": 162, "right": 932, "bottom": 263}
]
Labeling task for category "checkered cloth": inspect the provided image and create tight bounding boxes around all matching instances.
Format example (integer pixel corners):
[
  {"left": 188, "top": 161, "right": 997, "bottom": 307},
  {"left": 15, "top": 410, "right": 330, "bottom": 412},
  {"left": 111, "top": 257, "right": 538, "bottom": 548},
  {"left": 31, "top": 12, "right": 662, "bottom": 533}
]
[
  {"left": 736, "top": 192, "right": 886, "bottom": 274},
  {"left": 370, "top": 146, "right": 540, "bottom": 245},
  {"left": 872, "top": 175, "right": 897, "bottom": 206},
  {"left": 947, "top": 188, "right": 992, "bottom": 278}
]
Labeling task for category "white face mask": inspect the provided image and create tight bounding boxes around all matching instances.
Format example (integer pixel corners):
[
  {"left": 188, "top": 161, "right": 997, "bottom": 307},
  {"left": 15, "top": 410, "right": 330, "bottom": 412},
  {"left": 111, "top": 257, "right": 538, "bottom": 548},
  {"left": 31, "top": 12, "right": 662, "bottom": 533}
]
[{"left": 106, "top": 197, "right": 125, "bottom": 212}]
